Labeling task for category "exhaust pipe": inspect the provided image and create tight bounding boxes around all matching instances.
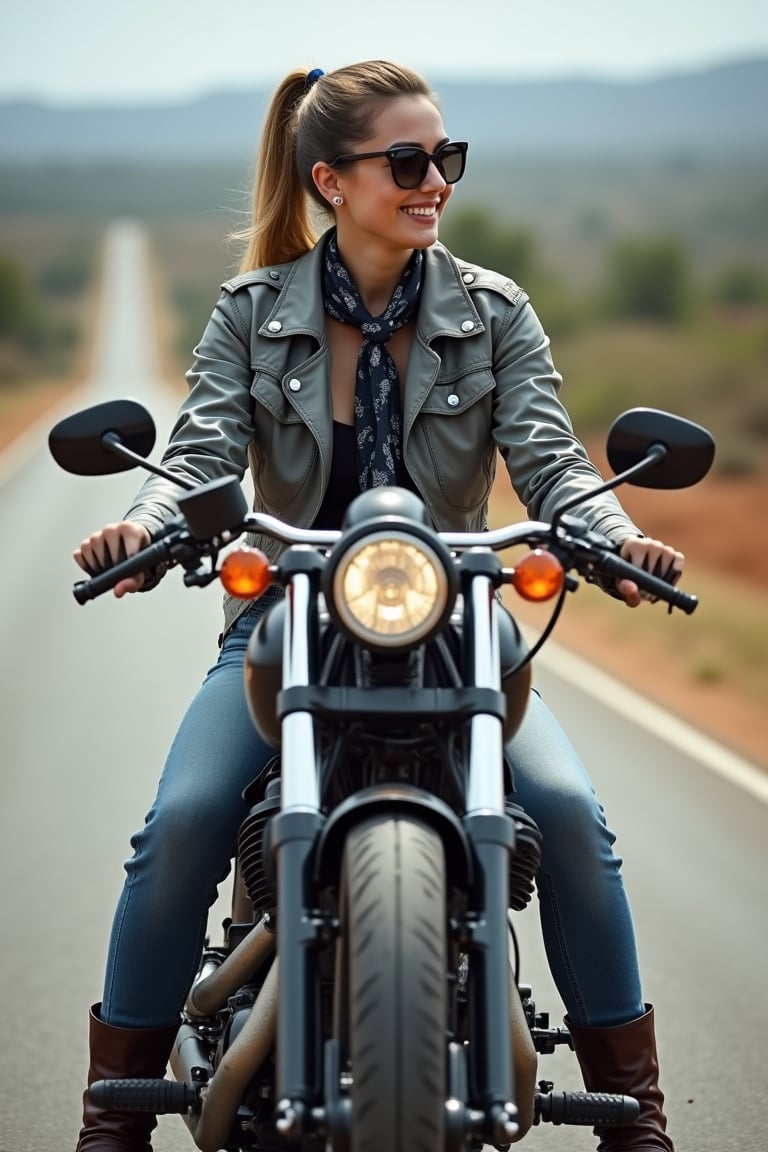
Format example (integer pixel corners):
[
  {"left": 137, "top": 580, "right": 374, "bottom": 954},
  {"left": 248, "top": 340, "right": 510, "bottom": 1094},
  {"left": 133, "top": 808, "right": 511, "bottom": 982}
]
[
  {"left": 186, "top": 917, "right": 275, "bottom": 1018},
  {"left": 172, "top": 957, "right": 279, "bottom": 1152}
]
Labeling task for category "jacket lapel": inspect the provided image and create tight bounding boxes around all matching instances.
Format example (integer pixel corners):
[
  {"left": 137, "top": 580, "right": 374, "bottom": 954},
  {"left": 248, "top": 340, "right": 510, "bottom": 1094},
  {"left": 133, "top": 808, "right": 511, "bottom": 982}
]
[{"left": 403, "top": 243, "right": 485, "bottom": 442}]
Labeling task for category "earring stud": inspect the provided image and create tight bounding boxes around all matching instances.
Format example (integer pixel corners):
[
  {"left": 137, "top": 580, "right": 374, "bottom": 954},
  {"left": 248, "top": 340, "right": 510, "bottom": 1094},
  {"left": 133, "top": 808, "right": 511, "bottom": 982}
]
[{"left": 332, "top": 195, "right": 343, "bottom": 206}]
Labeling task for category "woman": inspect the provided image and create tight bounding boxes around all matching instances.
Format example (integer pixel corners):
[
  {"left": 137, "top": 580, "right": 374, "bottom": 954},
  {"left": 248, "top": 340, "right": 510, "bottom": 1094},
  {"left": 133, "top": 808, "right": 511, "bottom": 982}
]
[{"left": 74, "top": 61, "right": 678, "bottom": 1151}]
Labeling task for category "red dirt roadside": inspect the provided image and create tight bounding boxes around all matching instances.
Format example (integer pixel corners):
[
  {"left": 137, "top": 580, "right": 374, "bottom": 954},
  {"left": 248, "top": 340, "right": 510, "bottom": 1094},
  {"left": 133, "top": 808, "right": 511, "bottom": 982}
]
[{"left": 0, "top": 382, "right": 83, "bottom": 452}]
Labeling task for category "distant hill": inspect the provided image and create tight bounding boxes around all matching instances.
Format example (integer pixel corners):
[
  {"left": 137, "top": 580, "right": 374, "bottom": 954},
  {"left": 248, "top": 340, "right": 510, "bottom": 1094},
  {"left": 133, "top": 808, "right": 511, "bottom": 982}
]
[{"left": 0, "top": 57, "right": 766, "bottom": 162}]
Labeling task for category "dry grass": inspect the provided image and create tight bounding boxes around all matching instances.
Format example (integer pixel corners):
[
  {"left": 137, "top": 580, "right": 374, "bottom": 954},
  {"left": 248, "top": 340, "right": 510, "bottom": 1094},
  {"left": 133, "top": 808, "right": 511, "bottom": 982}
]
[{"left": 554, "top": 312, "right": 768, "bottom": 477}]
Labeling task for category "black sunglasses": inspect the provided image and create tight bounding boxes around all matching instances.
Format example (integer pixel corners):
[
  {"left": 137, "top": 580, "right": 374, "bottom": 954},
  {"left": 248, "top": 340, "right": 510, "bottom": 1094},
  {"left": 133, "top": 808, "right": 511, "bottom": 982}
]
[{"left": 329, "top": 140, "right": 468, "bottom": 190}]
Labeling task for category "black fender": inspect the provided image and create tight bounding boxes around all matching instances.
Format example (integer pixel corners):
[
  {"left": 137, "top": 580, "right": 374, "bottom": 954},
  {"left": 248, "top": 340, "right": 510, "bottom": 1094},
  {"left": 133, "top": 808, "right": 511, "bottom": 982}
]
[{"left": 315, "top": 783, "right": 473, "bottom": 890}]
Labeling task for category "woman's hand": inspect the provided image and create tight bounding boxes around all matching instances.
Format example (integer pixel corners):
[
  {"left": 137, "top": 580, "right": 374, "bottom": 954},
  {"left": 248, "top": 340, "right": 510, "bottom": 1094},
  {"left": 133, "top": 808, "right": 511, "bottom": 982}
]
[
  {"left": 74, "top": 521, "right": 152, "bottom": 598},
  {"left": 617, "top": 536, "right": 685, "bottom": 608}
]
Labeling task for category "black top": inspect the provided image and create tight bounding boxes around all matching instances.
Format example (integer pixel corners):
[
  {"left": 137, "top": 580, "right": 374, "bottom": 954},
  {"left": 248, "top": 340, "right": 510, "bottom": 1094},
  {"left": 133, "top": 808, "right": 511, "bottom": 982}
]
[{"left": 311, "top": 421, "right": 418, "bottom": 530}]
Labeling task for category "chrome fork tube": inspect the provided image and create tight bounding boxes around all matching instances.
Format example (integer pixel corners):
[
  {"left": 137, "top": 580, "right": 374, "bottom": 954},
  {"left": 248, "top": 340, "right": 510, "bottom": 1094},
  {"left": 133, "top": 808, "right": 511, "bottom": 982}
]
[
  {"left": 273, "top": 572, "right": 324, "bottom": 1125},
  {"left": 463, "top": 577, "right": 517, "bottom": 1136},
  {"left": 280, "top": 573, "right": 319, "bottom": 812},
  {"left": 466, "top": 577, "right": 505, "bottom": 814}
]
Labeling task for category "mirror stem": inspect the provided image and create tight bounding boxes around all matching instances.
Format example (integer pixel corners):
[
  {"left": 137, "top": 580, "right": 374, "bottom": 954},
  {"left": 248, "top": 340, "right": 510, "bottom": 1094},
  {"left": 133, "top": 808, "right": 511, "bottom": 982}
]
[
  {"left": 552, "top": 442, "right": 668, "bottom": 532},
  {"left": 101, "top": 432, "right": 196, "bottom": 491},
  {"left": 605, "top": 441, "right": 669, "bottom": 490}
]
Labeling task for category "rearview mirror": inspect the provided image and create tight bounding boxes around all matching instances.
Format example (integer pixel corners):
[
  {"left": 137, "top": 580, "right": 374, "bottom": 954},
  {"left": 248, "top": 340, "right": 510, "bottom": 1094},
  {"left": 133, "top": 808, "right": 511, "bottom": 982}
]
[
  {"left": 606, "top": 408, "right": 715, "bottom": 489},
  {"left": 49, "top": 399, "right": 156, "bottom": 476}
]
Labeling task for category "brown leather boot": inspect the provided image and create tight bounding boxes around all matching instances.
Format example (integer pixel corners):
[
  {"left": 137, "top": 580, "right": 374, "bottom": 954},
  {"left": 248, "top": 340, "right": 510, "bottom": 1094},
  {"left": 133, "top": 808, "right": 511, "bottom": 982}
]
[
  {"left": 76, "top": 1003, "right": 179, "bottom": 1151},
  {"left": 565, "top": 1004, "right": 674, "bottom": 1151}
]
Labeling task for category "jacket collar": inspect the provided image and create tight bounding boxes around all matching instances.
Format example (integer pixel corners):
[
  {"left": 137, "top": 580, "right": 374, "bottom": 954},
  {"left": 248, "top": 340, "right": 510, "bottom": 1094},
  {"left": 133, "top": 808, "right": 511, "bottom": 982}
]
[
  {"left": 418, "top": 240, "right": 485, "bottom": 343},
  {"left": 260, "top": 230, "right": 484, "bottom": 346}
]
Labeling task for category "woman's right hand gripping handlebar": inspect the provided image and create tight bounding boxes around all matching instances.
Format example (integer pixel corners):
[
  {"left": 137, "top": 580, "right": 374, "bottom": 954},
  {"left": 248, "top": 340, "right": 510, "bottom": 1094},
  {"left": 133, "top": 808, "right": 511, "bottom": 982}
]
[{"left": 74, "top": 520, "right": 152, "bottom": 598}]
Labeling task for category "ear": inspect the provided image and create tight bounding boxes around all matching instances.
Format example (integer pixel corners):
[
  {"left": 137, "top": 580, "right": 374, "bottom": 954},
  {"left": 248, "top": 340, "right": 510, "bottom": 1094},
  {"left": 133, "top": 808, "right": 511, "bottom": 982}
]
[{"left": 312, "top": 161, "right": 343, "bottom": 207}]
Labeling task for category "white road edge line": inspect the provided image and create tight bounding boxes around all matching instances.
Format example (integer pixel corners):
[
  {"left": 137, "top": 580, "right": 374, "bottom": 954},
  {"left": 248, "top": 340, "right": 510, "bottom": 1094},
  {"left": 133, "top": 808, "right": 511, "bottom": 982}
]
[{"left": 530, "top": 630, "right": 768, "bottom": 806}]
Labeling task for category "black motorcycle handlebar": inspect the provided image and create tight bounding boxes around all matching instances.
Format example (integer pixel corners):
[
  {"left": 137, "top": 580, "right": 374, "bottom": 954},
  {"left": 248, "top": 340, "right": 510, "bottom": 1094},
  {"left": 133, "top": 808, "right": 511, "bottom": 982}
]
[{"left": 70, "top": 512, "right": 696, "bottom": 615}]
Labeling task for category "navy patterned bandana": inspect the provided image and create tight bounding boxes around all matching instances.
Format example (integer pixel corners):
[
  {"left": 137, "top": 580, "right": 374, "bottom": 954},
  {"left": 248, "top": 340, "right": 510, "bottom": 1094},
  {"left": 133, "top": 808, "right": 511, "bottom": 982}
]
[{"left": 322, "top": 230, "right": 423, "bottom": 489}]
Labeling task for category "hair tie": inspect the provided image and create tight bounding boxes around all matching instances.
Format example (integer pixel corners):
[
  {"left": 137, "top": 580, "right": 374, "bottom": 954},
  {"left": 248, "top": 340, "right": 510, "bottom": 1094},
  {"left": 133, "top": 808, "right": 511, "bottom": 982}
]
[{"left": 305, "top": 67, "right": 325, "bottom": 93}]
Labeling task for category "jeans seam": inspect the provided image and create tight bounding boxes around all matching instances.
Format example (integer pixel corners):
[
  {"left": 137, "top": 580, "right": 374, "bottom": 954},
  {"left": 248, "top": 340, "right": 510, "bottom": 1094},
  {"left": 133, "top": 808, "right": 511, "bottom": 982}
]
[
  {"left": 538, "top": 869, "right": 587, "bottom": 1024},
  {"left": 102, "top": 826, "right": 144, "bottom": 1021}
]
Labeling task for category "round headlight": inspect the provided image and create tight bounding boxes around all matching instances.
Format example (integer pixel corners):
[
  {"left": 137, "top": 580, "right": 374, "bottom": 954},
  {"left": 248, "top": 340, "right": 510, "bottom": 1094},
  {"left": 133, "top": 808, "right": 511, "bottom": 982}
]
[{"left": 331, "top": 530, "right": 452, "bottom": 648}]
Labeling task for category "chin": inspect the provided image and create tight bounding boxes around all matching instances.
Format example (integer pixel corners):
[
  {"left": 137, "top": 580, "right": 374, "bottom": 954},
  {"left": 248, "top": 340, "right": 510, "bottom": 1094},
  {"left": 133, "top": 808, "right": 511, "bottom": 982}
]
[{"left": 406, "top": 224, "right": 440, "bottom": 250}]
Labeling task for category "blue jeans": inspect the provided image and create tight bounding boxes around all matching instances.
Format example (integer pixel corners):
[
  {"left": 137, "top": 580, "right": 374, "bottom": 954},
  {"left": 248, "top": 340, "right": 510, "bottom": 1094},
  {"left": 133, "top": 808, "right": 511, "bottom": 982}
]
[{"left": 101, "top": 596, "right": 644, "bottom": 1030}]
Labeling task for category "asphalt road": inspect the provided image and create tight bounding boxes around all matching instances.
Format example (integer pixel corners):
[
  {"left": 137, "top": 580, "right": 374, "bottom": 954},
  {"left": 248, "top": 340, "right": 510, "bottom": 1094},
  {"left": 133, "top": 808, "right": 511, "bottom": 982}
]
[{"left": 0, "top": 221, "right": 765, "bottom": 1152}]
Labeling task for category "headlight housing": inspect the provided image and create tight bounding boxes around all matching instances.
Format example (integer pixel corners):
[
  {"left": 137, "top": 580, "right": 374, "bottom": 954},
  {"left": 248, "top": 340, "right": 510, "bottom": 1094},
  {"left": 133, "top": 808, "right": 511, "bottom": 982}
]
[{"left": 325, "top": 527, "right": 455, "bottom": 649}]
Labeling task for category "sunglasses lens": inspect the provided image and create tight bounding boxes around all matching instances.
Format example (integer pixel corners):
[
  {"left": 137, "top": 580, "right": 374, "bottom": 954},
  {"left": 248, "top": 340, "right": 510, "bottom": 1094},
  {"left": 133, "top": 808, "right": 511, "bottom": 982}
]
[
  {"left": 437, "top": 144, "right": 466, "bottom": 184},
  {"left": 390, "top": 149, "right": 428, "bottom": 189},
  {"left": 388, "top": 143, "right": 467, "bottom": 188}
]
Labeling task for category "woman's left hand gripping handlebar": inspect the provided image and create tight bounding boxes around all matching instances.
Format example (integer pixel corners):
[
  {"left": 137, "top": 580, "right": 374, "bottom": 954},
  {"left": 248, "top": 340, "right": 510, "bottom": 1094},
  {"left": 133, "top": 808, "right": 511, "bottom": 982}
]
[{"left": 617, "top": 536, "right": 685, "bottom": 608}]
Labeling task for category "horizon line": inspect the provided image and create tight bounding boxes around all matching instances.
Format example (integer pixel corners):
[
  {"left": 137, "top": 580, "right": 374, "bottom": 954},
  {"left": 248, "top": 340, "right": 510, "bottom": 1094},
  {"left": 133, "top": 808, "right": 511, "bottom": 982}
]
[{"left": 0, "top": 51, "right": 764, "bottom": 111}]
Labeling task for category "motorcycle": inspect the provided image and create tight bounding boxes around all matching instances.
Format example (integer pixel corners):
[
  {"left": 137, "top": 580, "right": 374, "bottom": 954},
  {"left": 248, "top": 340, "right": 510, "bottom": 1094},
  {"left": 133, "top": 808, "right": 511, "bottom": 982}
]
[{"left": 50, "top": 402, "right": 714, "bottom": 1151}]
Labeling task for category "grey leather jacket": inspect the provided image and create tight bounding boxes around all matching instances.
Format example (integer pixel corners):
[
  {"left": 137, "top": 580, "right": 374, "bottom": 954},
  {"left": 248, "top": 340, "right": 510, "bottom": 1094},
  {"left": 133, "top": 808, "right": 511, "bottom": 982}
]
[{"left": 125, "top": 233, "right": 641, "bottom": 632}]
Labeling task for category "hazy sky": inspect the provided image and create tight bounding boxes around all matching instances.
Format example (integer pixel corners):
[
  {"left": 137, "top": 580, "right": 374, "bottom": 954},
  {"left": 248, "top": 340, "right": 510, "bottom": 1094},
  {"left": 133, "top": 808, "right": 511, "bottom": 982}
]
[{"left": 3, "top": 0, "right": 767, "bottom": 105}]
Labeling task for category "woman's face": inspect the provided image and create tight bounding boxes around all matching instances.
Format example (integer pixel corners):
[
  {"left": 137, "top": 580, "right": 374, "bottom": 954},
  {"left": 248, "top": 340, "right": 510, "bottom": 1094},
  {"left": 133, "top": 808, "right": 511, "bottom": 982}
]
[{"left": 329, "top": 95, "right": 457, "bottom": 254}]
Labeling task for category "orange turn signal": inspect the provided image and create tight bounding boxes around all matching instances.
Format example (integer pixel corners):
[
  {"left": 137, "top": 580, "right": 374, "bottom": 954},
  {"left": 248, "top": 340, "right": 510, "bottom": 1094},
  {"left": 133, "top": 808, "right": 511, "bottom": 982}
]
[
  {"left": 220, "top": 547, "right": 273, "bottom": 599},
  {"left": 511, "top": 549, "right": 565, "bottom": 602}
]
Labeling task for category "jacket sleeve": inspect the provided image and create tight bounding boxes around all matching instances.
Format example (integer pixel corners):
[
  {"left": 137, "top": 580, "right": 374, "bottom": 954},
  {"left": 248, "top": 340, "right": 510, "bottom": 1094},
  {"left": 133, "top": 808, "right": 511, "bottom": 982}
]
[
  {"left": 490, "top": 298, "right": 643, "bottom": 546},
  {"left": 123, "top": 290, "right": 255, "bottom": 535}
]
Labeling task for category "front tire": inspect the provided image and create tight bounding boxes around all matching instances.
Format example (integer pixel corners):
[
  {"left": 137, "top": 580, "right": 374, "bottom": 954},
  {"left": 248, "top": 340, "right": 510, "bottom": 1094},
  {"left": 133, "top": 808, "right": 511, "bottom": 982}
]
[{"left": 335, "top": 815, "right": 447, "bottom": 1152}]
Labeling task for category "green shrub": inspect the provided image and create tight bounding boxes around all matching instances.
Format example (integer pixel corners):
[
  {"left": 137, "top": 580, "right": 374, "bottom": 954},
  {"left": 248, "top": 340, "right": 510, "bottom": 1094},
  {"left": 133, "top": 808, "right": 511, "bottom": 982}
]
[
  {"left": 603, "top": 237, "right": 692, "bottom": 323},
  {"left": 39, "top": 247, "right": 93, "bottom": 296},
  {"left": 713, "top": 263, "right": 768, "bottom": 306},
  {"left": 439, "top": 207, "right": 534, "bottom": 284}
]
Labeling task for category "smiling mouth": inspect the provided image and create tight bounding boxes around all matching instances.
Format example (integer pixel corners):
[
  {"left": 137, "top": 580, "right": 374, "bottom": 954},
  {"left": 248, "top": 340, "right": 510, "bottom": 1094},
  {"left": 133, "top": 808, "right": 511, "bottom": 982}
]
[{"left": 401, "top": 205, "right": 439, "bottom": 217}]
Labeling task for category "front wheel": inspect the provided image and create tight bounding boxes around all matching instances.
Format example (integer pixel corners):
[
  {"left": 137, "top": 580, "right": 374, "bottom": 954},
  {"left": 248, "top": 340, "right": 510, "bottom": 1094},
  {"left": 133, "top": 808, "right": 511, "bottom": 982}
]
[{"left": 334, "top": 815, "right": 447, "bottom": 1152}]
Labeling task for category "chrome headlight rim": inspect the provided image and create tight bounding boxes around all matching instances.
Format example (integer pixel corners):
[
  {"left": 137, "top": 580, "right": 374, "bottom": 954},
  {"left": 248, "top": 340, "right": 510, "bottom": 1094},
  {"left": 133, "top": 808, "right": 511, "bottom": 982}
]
[{"left": 323, "top": 521, "right": 457, "bottom": 650}]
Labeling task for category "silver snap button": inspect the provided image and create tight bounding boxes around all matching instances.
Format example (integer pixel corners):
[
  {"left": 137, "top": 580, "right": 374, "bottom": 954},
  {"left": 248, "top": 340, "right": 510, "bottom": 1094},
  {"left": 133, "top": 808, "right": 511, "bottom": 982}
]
[
  {"left": 461, "top": 319, "right": 474, "bottom": 332},
  {"left": 269, "top": 270, "right": 279, "bottom": 280},
  {"left": 288, "top": 378, "right": 301, "bottom": 392},
  {"left": 447, "top": 393, "right": 460, "bottom": 407},
  {"left": 462, "top": 272, "right": 475, "bottom": 284},
  {"left": 267, "top": 320, "right": 282, "bottom": 332}
]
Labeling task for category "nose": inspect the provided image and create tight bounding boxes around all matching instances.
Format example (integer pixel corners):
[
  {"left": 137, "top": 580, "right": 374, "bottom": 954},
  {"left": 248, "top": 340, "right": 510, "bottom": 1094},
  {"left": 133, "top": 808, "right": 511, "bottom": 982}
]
[{"left": 421, "top": 160, "right": 447, "bottom": 191}]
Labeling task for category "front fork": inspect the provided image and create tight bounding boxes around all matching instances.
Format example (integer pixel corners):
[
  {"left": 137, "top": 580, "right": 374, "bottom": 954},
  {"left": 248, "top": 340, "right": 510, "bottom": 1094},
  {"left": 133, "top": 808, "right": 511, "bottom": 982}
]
[
  {"left": 462, "top": 570, "right": 520, "bottom": 1146},
  {"left": 462, "top": 811, "right": 519, "bottom": 1145},
  {"left": 272, "top": 568, "right": 523, "bottom": 1147},
  {"left": 272, "top": 571, "right": 325, "bottom": 1138}
]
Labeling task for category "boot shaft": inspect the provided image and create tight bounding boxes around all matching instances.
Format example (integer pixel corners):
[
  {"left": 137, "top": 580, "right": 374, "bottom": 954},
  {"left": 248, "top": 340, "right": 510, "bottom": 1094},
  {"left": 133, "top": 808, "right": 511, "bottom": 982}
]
[
  {"left": 76, "top": 1003, "right": 178, "bottom": 1152},
  {"left": 566, "top": 1004, "right": 674, "bottom": 1152}
]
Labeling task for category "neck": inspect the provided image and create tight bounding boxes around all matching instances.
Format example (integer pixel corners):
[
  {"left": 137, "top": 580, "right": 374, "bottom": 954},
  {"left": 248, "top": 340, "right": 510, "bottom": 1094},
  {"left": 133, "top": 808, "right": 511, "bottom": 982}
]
[{"left": 335, "top": 233, "right": 414, "bottom": 316}]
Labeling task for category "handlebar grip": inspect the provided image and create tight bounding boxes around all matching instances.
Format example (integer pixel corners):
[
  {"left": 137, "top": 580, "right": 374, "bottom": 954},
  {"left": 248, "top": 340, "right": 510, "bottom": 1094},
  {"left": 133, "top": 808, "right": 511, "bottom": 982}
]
[
  {"left": 596, "top": 552, "right": 698, "bottom": 615},
  {"left": 73, "top": 538, "right": 174, "bottom": 604}
]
